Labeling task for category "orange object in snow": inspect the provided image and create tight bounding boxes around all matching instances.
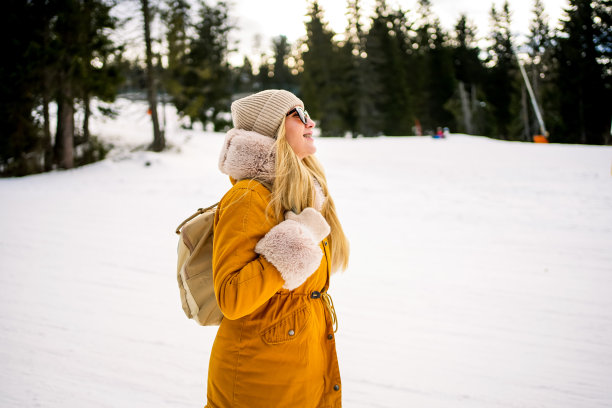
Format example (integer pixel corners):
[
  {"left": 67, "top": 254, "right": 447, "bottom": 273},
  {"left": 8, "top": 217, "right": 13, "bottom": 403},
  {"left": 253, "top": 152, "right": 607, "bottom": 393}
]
[
  {"left": 533, "top": 135, "right": 548, "bottom": 143},
  {"left": 147, "top": 108, "right": 152, "bottom": 115}
]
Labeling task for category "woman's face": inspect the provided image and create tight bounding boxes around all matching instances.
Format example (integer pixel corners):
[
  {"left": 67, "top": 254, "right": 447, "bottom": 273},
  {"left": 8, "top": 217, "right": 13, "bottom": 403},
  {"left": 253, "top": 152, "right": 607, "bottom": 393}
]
[{"left": 284, "top": 106, "right": 316, "bottom": 160}]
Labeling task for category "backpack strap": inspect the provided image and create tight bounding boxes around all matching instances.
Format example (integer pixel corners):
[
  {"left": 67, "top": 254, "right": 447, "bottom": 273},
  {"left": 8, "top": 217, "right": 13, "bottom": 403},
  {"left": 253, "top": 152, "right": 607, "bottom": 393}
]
[{"left": 175, "top": 202, "right": 219, "bottom": 235}]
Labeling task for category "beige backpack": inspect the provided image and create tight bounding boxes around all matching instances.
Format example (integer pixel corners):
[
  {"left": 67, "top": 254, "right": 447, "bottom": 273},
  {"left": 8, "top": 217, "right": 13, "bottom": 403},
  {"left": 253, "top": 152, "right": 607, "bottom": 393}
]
[{"left": 175, "top": 203, "right": 223, "bottom": 326}]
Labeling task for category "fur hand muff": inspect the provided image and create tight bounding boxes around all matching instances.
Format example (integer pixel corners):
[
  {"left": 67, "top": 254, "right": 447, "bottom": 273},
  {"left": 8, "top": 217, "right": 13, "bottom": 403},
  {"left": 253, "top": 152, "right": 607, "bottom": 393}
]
[
  {"left": 284, "top": 208, "right": 330, "bottom": 242},
  {"left": 255, "top": 208, "right": 330, "bottom": 290}
]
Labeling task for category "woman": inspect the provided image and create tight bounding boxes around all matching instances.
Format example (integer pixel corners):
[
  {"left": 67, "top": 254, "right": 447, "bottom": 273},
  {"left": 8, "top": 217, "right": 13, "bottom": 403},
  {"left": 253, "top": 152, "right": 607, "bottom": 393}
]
[{"left": 207, "top": 89, "right": 350, "bottom": 408}]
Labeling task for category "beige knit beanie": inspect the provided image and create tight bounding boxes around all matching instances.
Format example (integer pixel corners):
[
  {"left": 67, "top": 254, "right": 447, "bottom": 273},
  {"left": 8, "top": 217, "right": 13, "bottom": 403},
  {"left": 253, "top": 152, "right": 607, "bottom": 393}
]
[{"left": 231, "top": 90, "right": 304, "bottom": 138}]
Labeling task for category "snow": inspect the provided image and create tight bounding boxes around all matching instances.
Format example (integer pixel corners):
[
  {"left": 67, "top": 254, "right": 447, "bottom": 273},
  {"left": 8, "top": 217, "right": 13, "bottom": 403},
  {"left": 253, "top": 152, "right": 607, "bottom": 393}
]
[{"left": 1, "top": 99, "right": 612, "bottom": 407}]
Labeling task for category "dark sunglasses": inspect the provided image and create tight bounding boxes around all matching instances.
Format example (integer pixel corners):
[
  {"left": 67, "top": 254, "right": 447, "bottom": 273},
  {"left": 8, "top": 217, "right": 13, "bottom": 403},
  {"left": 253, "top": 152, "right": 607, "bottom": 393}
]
[{"left": 286, "top": 106, "right": 310, "bottom": 125}]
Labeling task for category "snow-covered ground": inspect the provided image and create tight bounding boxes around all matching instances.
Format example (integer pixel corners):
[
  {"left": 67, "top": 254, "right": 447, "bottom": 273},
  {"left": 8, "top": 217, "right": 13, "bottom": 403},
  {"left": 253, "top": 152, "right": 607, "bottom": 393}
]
[{"left": 1, "top": 99, "right": 612, "bottom": 408}]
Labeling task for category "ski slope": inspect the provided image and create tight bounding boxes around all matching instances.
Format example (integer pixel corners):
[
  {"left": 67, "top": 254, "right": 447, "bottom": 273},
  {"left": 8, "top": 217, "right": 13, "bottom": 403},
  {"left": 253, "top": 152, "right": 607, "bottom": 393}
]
[{"left": 1, "top": 99, "right": 611, "bottom": 407}]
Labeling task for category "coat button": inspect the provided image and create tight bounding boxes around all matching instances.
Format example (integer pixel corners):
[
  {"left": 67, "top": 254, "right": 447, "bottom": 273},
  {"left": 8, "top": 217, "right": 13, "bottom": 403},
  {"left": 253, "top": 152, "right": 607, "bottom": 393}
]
[
  {"left": 327, "top": 334, "right": 333, "bottom": 340},
  {"left": 288, "top": 329, "right": 295, "bottom": 336},
  {"left": 333, "top": 384, "right": 340, "bottom": 391},
  {"left": 324, "top": 241, "right": 328, "bottom": 246}
]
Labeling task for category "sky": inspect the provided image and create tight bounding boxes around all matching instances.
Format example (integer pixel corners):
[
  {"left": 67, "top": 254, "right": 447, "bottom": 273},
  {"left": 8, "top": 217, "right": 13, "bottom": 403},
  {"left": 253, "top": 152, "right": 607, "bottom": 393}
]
[{"left": 226, "top": 0, "right": 570, "bottom": 65}]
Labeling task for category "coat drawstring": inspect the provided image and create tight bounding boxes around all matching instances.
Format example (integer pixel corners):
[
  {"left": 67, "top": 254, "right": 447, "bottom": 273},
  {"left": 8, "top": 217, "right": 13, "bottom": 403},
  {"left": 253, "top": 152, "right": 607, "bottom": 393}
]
[
  {"left": 321, "top": 292, "right": 338, "bottom": 333},
  {"left": 311, "top": 291, "right": 338, "bottom": 333}
]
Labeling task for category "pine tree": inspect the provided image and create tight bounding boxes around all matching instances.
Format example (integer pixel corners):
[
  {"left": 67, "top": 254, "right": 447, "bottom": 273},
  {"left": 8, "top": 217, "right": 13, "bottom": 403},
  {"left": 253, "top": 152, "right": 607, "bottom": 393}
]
[
  {"left": 33, "top": 0, "right": 57, "bottom": 171},
  {"left": 181, "top": 0, "right": 232, "bottom": 130},
  {"left": 164, "top": 0, "right": 191, "bottom": 70},
  {"left": 51, "top": 0, "right": 119, "bottom": 167},
  {"left": 593, "top": 0, "right": 611, "bottom": 137},
  {"left": 555, "top": 0, "right": 611, "bottom": 144},
  {"left": 485, "top": 2, "right": 518, "bottom": 140},
  {"left": 0, "top": 0, "right": 45, "bottom": 175},
  {"left": 232, "top": 56, "right": 255, "bottom": 94},
  {"left": 527, "top": 0, "right": 552, "bottom": 89},
  {"left": 341, "top": 0, "right": 382, "bottom": 136},
  {"left": 365, "top": 0, "right": 413, "bottom": 135},
  {"left": 269, "top": 36, "right": 299, "bottom": 92},
  {"left": 412, "top": 0, "right": 434, "bottom": 130},
  {"left": 162, "top": 0, "right": 191, "bottom": 116},
  {"left": 336, "top": 28, "right": 359, "bottom": 137},
  {"left": 426, "top": 18, "right": 456, "bottom": 132},
  {"left": 593, "top": 1, "right": 611, "bottom": 82},
  {"left": 412, "top": 0, "right": 440, "bottom": 133},
  {"left": 141, "top": 0, "right": 164, "bottom": 151},
  {"left": 300, "top": 1, "right": 344, "bottom": 136},
  {"left": 415, "top": 0, "right": 434, "bottom": 50},
  {"left": 1, "top": 0, "right": 121, "bottom": 175},
  {"left": 255, "top": 36, "right": 297, "bottom": 93},
  {"left": 525, "top": 0, "right": 555, "bottom": 139},
  {"left": 78, "top": 0, "right": 122, "bottom": 163},
  {"left": 53, "top": 0, "right": 87, "bottom": 168},
  {"left": 450, "top": 14, "right": 487, "bottom": 134},
  {"left": 256, "top": 59, "right": 273, "bottom": 91}
]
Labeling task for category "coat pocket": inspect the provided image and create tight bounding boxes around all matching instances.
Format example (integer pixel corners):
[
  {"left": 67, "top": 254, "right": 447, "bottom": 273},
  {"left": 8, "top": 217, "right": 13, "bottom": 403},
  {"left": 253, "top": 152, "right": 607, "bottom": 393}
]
[{"left": 260, "top": 305, "right": 311, "bottom": 345}]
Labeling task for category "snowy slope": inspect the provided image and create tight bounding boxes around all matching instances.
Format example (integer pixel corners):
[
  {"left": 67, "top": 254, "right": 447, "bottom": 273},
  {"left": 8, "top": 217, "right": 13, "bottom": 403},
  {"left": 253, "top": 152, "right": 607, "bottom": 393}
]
[{"left": 1, "top": 99, "right": 611, "bottom": 408}]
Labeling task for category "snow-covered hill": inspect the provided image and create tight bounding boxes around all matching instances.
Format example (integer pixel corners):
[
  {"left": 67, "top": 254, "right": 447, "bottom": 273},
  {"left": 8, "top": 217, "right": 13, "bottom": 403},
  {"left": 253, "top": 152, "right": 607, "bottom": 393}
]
[{"left": 1, "top": 99, "right": 611, "bottom": 407}]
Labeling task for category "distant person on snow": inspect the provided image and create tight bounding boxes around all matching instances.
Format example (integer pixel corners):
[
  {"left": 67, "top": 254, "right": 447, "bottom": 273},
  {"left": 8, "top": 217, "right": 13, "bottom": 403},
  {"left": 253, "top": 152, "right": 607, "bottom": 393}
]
[
  {"left": 434, "top": 127, "right": 444, "bottom": 139},
  {"left": 206, "top": 90, "right": 350, "bottom": 408}
]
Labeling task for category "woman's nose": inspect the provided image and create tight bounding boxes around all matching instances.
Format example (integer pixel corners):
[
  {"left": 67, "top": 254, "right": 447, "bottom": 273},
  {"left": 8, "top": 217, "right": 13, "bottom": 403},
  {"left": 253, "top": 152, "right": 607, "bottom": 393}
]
[{"left": 306, "top": 117, "right": 315, "bottom": 128}]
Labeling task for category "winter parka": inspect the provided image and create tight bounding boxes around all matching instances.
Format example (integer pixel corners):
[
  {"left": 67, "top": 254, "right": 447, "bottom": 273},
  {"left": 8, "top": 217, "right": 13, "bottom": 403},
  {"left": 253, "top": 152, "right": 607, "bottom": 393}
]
[{"left": 205, "top": 129, "right": 341, "bottom": 408}]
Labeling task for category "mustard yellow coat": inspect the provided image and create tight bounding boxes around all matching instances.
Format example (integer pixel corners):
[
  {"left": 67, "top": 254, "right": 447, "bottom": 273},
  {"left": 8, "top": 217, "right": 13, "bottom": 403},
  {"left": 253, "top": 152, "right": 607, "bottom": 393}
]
[{"left": 206, "top": 179, "right": 341, "bottom": 408}]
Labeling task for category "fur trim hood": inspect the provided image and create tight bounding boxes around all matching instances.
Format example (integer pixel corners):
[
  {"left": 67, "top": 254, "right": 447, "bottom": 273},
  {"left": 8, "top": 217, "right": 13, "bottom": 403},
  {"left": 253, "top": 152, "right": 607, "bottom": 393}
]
[
  {"left": 218, "top": 128, "right": 326, "bottom": 211},
  {"left": 218, "top": 128, "right": 276, "bottom": 185}
]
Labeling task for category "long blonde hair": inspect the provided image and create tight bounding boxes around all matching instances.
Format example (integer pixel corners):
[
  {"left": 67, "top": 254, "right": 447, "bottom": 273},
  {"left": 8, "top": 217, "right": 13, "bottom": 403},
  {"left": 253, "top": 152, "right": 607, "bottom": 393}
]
[{"left": 269, "top": 117, "right": 350, "bottom": 273}]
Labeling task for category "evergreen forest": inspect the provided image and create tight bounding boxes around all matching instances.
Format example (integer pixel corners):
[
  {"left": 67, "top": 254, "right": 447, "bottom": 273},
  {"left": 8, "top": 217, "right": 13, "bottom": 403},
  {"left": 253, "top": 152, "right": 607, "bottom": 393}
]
[{"left": 1, "top": 0, "right": 611, "bottom": 176}]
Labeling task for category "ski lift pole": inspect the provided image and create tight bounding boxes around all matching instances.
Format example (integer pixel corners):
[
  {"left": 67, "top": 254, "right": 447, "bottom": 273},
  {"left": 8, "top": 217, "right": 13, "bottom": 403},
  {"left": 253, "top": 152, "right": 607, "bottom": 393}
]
[{"left": 513, "top": 46, "right": 547, "bottom": 138}]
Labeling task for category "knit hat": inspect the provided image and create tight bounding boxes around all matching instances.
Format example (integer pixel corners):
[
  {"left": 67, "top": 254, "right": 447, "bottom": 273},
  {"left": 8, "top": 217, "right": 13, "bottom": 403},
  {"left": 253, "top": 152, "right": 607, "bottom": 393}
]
[{"left": 231, "top": 90, "right": 303, "bottom": 138}]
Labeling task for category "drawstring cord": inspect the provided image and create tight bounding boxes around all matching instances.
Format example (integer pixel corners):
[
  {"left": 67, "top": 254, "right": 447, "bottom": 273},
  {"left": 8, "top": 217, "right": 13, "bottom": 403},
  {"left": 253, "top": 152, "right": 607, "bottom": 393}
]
[
  {"left": 321, "top": 292, "right": 338, "bottom": 333},
  {"left": 310, "top": 291, "right": 338, "bottom": 333}
]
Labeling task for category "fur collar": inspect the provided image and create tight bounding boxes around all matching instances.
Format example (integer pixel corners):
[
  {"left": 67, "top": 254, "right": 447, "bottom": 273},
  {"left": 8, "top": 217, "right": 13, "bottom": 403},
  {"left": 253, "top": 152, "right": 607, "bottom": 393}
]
[
  {"left": 218, "top": 128, "right": 326, "bottom": 211},
  {"left": 218, "top": 128, "right": 276, "bottom": 185}
]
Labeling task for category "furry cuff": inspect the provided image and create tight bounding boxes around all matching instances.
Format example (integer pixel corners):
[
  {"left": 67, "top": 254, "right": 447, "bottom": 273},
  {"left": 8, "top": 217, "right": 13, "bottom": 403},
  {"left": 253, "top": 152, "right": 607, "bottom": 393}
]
[
  {"left": 218, "top": 128, "right": 275, "bottom": 183},
  {"left": 255, "top": 217, "right": 328, "bottom": 290}
]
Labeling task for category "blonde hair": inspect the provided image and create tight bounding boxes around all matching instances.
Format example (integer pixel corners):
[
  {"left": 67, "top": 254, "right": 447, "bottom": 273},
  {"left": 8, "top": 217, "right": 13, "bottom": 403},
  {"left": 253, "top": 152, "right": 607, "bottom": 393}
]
[{"left": 269, "top": 117, "right": 350, "bottom": 272}]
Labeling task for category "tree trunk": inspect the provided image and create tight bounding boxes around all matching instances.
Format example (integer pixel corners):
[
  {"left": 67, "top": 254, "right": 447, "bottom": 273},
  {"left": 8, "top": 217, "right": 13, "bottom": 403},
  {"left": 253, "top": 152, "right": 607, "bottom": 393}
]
[
  {"left": 55, "top": 98, "right": 64, "bottom": 161},
  {"left": 60, "top": 99, "right": 74, "bottom": 169},
  {"left": 521, "top": 85, "right": 530, "bottom": 141},
  {"left": 531, "top": 66, "right": 542, "bottom": 134},
  {"left": 42, "top": 18, "right": 53, "bottom": 171},
  {"left": 42, "top": 86, "right": 53, "bottom": 171},
  {"left": 56, "top": 82, "right": 74, "bottom": 169},
  {"left": 578, "top": 88, "right": 586, "bottom": 144},
  {"left": 160, "top": 84, "right": 167, "bottom": 135},
  {"left": 470, "top": 83, "right": 478, "bottom": 135},
  {"left": 458, "top": 81, "right": 473, "bottom": 134},
  {"left": 83, "top": 92, "right": 90, "bottom": 143},
  {"left": 141, "top": 0, "right": 164, "bottom": 151}
]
